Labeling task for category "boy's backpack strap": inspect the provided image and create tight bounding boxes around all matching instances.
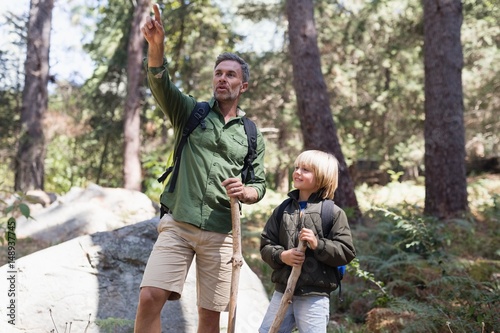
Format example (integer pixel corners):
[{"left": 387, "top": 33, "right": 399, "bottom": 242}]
[
  {"left": 241, "top": 117, "right": 258, "bottom": 183},
  {"left": 157, "top": 101, "right": 211, "bottom": 192},
  {"left": 276, "top": 199, "right": 336, "bottom": 237},
  {"left": 321, "top": 200, "right": 336, "bottom": 236},
  {"left": 276, "top": 197, "right": 293, "bottom": 222},
  {"left": 321, "top": 200, "right": 345, "bottom": 301}
]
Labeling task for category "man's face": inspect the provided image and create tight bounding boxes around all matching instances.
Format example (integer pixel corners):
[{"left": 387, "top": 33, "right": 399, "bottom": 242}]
[{"left": 212, "top": 60, "right": 248, "bottom": 102}]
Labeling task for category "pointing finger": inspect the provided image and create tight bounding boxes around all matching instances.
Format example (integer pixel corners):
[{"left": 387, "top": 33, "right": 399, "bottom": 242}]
[
  {"left": 153, "top": 3, "right": 161, "bottom": 22},
  {"left": 145, "top": 16, "right": 153, "bottom": 29}
]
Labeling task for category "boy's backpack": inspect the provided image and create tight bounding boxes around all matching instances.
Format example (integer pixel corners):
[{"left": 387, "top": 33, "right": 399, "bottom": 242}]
[
  {"left": 276, "top": 198, "right": 346, "bottom": 300},
  {"left": 157, "top": 101, "right": 258, "bottom": 193}
]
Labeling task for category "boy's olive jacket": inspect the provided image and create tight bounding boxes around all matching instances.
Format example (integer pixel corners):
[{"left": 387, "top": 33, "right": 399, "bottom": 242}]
[{"left": 260, "top": 190, "right": 356, "bottom": 296}]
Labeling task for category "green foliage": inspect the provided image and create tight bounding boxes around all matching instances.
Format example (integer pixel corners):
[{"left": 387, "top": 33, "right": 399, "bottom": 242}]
[
  {"left": 0, "top": 11, "right": 26, "bottom": 191},
  {"left": 45, "top": 135, "right": 87, "bottom": 193},
  {"left": 240, "top": 177, "right": 497, "bottom": 332},
  {"left": 346, "top": 184, "right": 500, "bottom": 332},
  {"left": 53, "top": 0, "right": 242, "bottom": 193},
  {"left": 0, "top": 189, "right": 35, "bottom": 246},
  {"left": 141, "top": 149, "right": 172, "bottom": 201},
  {"left": 316, "top": 0, "right": 426, "bottom": 170},
  {"left": 42, "top": 84, "right": 125, "bottom": 192},
  {"left": 387, "top": 170, "right": 404, "bottom": 183},
  {"left": 2, "top": 0, "right": 495, "bottom": 195},
  {"left": 95, "top": 317, "right": 134, "bottom": 333},
  {"left": 48, "top": 310, "right": 135, "bottom": 333},
  {"left": 162, "top": 0, "right": 241, "bottom": 94},
  {"left": 376, "top": 207, "right": 443, "bottom": 257},
  {"left": 462, "top": 0, "right": 500, "bottom": 159},
  {"left": 245, "top": 180, "right": 498, "bottom": 332},
  {"left": 0, "top": 1, "right": 498, "bottom": 331},
  {"left": 242, "top": 50, "right": 301, "bottom": 187}
]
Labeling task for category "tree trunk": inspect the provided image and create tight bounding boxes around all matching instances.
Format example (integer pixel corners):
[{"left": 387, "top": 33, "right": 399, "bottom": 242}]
[
  {"left": 423, "top": 0, "right": 468, "bottom": 218},
  {"left": 124, "top": 0, "right": 150, "bottom": 191},
  {"left": 276, "top": 90, "right": 293, "bottom": 194},
  {"left": 15, "top": 0, "right": 54, "bottom": 192},
  {"left": 286, "top": 0, "right": 361, "bottom": 222}
]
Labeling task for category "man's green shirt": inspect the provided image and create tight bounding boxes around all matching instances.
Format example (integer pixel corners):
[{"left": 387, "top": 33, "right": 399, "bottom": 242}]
[{"left": 147, "top": 58, "right": 266, "bottom": 234}]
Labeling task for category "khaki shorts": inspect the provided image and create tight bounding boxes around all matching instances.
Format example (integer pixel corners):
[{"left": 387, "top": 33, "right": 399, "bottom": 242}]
[{"left": 140, "top": 214, "right": 233, "bottom": 312}]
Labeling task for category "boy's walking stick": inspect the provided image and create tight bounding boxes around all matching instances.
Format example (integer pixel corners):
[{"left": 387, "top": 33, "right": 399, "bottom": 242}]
[
  {"left": 268, "top": 240, "right": 308, "bottom": 333},
  {"left": 227, "top": 197, "right": 243, "bottom": 333}
]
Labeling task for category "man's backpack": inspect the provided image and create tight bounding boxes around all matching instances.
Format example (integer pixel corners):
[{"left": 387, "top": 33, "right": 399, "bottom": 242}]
[
  {"left": 276, "top": 198, "right": 346, "bottom": 300},
  {"left": 157, "top": 101, "right": 258, "bottom": 193}
]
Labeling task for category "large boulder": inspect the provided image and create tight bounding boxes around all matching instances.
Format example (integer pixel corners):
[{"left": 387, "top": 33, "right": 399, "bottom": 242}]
[
  {"left": 2, "top": 184, "right": 269, "bottom": 332},
  {"left": 15, "top": 184, "right": 157, "bottom": 244},
  {"left": 0, "top": 218, "right": 269, "bottom": 332}
]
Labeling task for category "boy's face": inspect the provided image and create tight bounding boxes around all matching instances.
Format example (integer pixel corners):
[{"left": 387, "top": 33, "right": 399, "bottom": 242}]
[
  {"left": 293, "top": 164, "right": 318, "bottom": 193},
  {"left": 212, "top": 60, "right": 248, "bottom": 102}
]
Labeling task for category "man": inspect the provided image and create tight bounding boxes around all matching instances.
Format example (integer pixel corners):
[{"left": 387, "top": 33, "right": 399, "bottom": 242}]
[{"left": 134, "top": 4, "right": 266, "bottom": 333}]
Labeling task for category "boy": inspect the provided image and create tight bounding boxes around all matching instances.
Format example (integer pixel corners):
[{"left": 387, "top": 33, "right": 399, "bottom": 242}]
[{"left": 259, "top": 150, "right": 356, "bottom": 333}]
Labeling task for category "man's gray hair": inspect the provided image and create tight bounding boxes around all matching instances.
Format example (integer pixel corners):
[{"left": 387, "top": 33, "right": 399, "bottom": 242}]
[{"left": 215, "top": 52, "right": 250, "bottom": 83}]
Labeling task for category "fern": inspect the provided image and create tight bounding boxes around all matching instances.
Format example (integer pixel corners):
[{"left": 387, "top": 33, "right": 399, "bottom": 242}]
[{"left": 350, "top": 203, "right": 499, "bottom": 332}]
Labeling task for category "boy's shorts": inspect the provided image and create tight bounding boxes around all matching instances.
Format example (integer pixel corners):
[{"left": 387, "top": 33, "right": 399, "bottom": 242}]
[{"left": 140, "top": 214, "right": 233, "bottom": 312}]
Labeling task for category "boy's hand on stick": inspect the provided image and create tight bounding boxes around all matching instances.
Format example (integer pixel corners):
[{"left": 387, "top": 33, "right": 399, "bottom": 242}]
[
  {"left": 299, "top": 228, "right": 318, "bottom": 250},
  {"left": 280, "top": 248, "right": 305, "bottom": 267}
]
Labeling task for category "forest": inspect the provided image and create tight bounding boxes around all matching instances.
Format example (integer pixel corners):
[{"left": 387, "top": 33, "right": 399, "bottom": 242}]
[{"left": 0, "top": 0, "right": 499, "bottom": 332}]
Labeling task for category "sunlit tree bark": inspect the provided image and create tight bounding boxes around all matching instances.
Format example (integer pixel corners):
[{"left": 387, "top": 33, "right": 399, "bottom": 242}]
[
  {"left": 423, "top": 0, "right": 468, "bottom": 218},
  {"left": 286, "top": 0, "right": 361, "bottom": 221},
  {"left": 124, "top": 0, "right": 151, "bottom": 191},
  {"left": 15, "top": 0, "right": 54, "bottom": 191}
]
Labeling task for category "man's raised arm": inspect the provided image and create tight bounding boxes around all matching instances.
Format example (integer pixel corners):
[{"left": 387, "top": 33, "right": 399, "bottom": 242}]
[{"left": 141, "top": 4, "right": 164, "bottom": 67}]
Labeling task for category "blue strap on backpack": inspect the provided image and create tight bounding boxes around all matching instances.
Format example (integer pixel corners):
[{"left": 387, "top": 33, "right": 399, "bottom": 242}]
[{"left": 276, "top": 198, "right": 346, "bottom": 300}]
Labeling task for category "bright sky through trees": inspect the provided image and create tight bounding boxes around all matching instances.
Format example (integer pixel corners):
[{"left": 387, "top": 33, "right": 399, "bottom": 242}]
[
  {"left": 1, "top": 0, "right": 95, "bottom": 85},
  {"left": 1, "top": 0, "right": 282, "bottom": 86}
]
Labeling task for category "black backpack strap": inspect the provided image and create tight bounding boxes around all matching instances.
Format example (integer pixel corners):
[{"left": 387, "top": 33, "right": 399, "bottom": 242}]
[
  {"left": 241, "top": 117, "right": 258, "bottom": 183},
  {"left": 276, "top": 197, "right": 293, "bottom": 222},
  {"left": 277, "top": 199, "right": 336, "bottom": 236},
  {"left": 321, "top": 200, "right": 344, "bottom": 301},
  {"left": 157, "top": 102, "right": 211, "bottom": 192},
  {"left": 321, "top": 200, "right": 336, "bottom": 236}
]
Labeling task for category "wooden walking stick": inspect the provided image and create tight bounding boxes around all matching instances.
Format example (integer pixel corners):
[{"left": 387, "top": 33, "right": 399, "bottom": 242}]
[
  {"left": 268, "top": 240, "right": 308, "bottom": 333},
  {"left": 227, "top": 196, "right": 243, "bottom": 333}
]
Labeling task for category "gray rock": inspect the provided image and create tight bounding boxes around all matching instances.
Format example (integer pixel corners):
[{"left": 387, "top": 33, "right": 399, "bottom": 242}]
[
  {"left": 1, "top": 186, "right": 269, "bottom": 333},
  {"left": 15, "top": 184, "right": 157, "bottom": 244}
]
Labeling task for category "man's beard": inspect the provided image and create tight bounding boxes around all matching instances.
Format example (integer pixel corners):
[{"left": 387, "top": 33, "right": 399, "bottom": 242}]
[{"left": 214, "top": 89, "right": 238, "bottom": 102}]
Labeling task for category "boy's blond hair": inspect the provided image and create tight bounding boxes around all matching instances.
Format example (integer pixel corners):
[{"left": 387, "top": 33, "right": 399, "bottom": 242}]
[{"left": 294, "top": 150, "right": 339, "bottom": 200}]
